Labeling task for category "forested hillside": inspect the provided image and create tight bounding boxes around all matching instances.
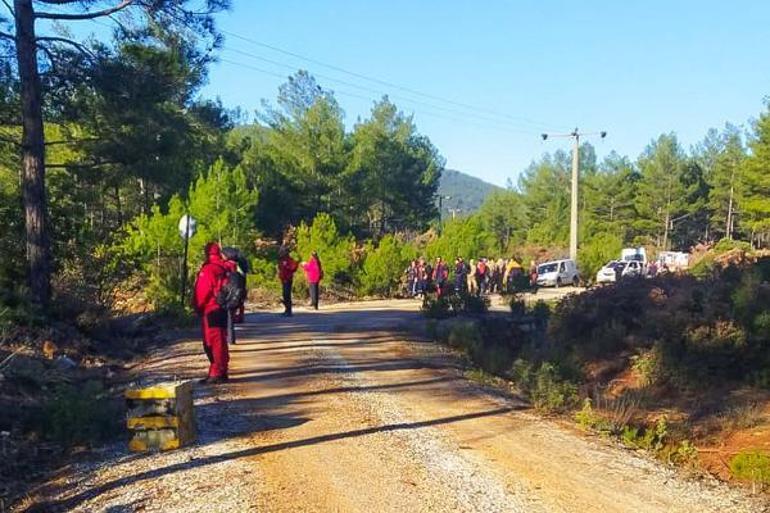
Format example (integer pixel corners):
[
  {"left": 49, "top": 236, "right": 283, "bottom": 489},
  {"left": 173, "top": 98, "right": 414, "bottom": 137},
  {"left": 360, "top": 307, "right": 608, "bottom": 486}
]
[{"left": 436, "top": 169, "right": 501, "bottom": 217}]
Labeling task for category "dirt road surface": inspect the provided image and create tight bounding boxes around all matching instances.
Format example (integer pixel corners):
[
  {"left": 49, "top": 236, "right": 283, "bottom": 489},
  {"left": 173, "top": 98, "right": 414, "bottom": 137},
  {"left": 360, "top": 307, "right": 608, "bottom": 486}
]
[{"left": 31, "top": 300, "right": 767, "bottom": 513}]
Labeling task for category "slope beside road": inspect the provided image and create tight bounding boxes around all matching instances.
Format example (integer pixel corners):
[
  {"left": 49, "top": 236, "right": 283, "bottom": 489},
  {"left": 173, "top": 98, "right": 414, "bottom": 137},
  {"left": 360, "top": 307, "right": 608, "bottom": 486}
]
[{"left": 28, "top": 300, "right": 767, "bottom": 513}]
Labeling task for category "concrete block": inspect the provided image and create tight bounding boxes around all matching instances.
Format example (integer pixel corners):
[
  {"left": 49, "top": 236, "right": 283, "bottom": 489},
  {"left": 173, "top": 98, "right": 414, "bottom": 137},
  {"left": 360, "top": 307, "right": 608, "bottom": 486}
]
[{"left": 125, "top": 381, "right": 195, "bottom": 452}]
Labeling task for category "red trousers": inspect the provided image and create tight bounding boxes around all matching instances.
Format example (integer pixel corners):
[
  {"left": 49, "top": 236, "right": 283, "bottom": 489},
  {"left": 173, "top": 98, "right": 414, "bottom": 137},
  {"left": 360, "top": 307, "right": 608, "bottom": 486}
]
[{"left": 201, "top": 309, "right": 229, "bottom": 378}]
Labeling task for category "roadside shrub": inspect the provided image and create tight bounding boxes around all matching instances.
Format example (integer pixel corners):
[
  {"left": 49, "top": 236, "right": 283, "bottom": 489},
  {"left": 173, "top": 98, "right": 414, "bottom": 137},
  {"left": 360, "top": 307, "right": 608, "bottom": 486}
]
[
  {"left": 447, "top": 321, "right": 482, "bottom": 354},
  {"left": 730, "top": 451, "right": 770, "bottom": 486},
  {"left": 422, "top": 295, "right": 451, "bottom": 319},
  {"left": 509, "top": 295, "right": 525, "bottom": 317},
  {"left": 531, "top": 363, "right": 579, "bottom": 413},
  {"left": 476, "top": 343, "right": 515, "bottom": 375},
  {"left": 359, "top": 235, "right": 413, "bottom": 296},
  {"left": 713, "top": 238, "right": 753, "bottom": 254},
  {"left": 690, "top": 254, "right": 716, "bottom": 279},
  {"left": 248, "top": 255, "right": 280, "bottom": 293},
  {"left": 295, "top": 213, "right": 355, "bottom": 285},
  {"left": 631, "top": 346, "right": 663, "bottom": 386},
  {"left": 511, "top": 359, "right": 578, "bottom": 413},
  {"left": 575, "top": 398, "right": 611, "bottom": 432},
  {"left": 457, "top": 292, "right": 490, "bottom": 315},
  {"left": 529, "top": 300, "right": 551, "bottom": 326},
  {"left": 577, "top": 232, "right": 623, "bottom": 284},
  {"left": 620, "top": 416, "right": 669, "bottom": 452},
  {"left": 548, "top": 264, "right": 770, "bottom": 387},
  {"left": 422, "top": 291, "right": 489, "bottom": 318},
  {"left": 37, "top": 381, "right": 122, "bottom": 446}
]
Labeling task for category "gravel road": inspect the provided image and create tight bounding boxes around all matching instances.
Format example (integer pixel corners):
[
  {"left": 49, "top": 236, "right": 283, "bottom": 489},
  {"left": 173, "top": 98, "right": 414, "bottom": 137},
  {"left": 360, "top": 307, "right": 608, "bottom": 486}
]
[{"left": 28, "top": 299, "right": 768, "bottom": 513}]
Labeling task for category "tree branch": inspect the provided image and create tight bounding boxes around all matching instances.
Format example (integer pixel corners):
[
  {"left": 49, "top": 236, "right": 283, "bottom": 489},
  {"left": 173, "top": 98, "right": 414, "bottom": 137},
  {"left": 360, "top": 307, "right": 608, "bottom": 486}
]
[
  {"left": 45, "top": 137, "right": 101, "bottom": 146},
  {"left": 37, "top": 44, "right": 59, "bottom": 75},
  {"left": 1, "top": 0, "right": 13, "bottom": 17},
  {"left": 36, "top": 36, "right": 95, "bottom": 58},
  {"left": 0, "top": 30, "right": 14, "bottom": 40},
  {"left": 35, "top": 0, "right": 134, "bottom": 20},
  {"left": 48, "top": 160, "right": 119, "bottom": 169}
]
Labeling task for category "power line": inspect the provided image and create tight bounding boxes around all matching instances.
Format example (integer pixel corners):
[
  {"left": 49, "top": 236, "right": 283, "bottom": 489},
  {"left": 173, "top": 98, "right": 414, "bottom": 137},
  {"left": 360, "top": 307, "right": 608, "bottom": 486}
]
[
  {"left": 52, "top": 10, "right": 556, "bottom": 136},
  {"left": 220, "top": 46, "right": 544, "bottom": 133},
  {"left": 217, "top": 57, "right": 540, "bottom": 135},
  {"left": 220, "top": 29, "right": 567, "bottom": 132}
]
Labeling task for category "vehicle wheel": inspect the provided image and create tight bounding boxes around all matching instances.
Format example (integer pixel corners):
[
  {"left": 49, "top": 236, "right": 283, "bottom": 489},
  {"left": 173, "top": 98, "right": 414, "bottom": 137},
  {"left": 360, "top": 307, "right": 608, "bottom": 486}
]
[
  {"left": 556, "top": 277, "right": 562, "bottom": 288},
  {"left": 572, "top": 276, "right": 579, "bottom": 287}
]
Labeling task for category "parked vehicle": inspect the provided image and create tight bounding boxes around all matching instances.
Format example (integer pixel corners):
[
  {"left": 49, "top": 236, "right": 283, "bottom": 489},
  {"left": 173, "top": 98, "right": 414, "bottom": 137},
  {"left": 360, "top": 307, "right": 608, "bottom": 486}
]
[
  {"left": 596, "top": 260, "right": 626, "bottom": 284},
  {"left": 657, "top": 251, "right": 689, "bottom": 271},
  {"left": 537, "top": 259, "right": 579, "bottom": 287},
  {"left": 623, "top": 260, "right": 644, "bottom": 277},
  {"left": 621, "top": 247, "right": 647, "bottom": 265}
]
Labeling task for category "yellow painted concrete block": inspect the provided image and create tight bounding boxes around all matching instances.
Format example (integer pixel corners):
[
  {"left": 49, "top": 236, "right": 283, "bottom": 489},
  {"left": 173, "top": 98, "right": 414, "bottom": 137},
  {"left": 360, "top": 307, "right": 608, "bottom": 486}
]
[{"left": 126, "top": 381, "right": 195, "bottom": 452}]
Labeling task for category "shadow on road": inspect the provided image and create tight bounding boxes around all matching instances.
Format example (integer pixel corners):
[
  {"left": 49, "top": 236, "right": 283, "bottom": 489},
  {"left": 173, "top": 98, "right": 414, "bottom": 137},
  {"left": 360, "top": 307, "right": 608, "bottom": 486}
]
[{"left": 41, "top": 407, "right": 518, "bottom": 512}]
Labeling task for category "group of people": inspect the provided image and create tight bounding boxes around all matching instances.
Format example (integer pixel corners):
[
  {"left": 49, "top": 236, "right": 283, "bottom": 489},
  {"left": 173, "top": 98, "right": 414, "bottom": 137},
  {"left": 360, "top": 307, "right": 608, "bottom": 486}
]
[
  {"left": 277, "top": 247, "right": 324, "bottom": 316},
  {"left": 406, "top": 257, "right": 538, "bottom": 298},
  {"left": 192, "top": 242, "right": 323, "bottom": 384}
]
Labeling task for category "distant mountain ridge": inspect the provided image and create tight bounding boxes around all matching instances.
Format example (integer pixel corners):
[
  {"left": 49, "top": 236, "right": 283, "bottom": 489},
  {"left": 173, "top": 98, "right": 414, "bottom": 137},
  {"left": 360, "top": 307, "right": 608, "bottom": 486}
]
[{"left": 437, "top": 169, "right": 502, "bottom": 218}]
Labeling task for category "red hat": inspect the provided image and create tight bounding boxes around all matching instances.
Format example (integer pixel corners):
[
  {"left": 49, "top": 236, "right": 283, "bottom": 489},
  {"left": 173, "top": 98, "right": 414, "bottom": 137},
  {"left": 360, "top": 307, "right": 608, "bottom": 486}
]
[{"left": 204, "top": 242, "right": 221, "bottom": 256}]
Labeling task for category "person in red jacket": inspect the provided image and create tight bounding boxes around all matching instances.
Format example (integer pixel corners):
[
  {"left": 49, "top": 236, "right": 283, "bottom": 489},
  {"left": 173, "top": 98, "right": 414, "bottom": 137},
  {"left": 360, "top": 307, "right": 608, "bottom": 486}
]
[
  {"left": 301, "top": 251, "right": 323, "bottom": 310},
  {"left": 192, "top": 242, "right": 229, "bottom": 383},
  {"left": 277, "top": 246, "right": 299, "bottom": 316},
  {"left": 432, "top": 257, "right": 449, "bottom": 297}
]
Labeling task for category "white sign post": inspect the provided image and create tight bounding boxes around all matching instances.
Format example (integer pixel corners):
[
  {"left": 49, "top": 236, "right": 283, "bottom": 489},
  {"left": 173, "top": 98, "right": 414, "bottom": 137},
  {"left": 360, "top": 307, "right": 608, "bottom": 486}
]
[
  {"left": 178, "top": 214, "right": 197, "bottom": 306},
  {"left": 178, "top": 214, "right": 197, "bottom": 239}
]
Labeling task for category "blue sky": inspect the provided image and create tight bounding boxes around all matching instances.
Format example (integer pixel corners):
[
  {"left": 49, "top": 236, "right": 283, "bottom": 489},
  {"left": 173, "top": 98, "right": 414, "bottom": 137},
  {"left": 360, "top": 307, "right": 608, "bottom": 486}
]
[{"left": 201, "top": 1, "right": 770, "bottom": 187}]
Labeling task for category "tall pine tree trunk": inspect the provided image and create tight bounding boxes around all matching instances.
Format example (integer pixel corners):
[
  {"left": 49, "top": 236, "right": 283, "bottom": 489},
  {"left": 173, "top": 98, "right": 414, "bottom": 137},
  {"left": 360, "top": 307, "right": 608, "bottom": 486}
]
[{"left": 14, "top": 0, "right": 50, "bottom": 306}]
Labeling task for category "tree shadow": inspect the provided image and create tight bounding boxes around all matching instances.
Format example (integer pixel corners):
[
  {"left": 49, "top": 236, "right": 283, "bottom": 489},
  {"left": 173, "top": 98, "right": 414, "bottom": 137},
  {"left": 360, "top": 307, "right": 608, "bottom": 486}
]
[
  {"left": 40, "top": 406, "right": 517, "bottom": 511},
  {"left": 226, "top": 358, "right": 456, "bottom": 384}
]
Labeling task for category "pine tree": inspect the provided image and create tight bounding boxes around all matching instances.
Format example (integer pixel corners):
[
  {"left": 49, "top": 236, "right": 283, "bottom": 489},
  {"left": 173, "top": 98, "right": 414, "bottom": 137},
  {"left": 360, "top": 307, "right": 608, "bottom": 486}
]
[
  {"left": 634, "top": 133, "right": 688, "bottom": 249},
  {"left": 704, "top": 125, "right": 746, "bottom": 240},
  {"left": 742, "top": 105, "right": 770, "bottom": 247}
]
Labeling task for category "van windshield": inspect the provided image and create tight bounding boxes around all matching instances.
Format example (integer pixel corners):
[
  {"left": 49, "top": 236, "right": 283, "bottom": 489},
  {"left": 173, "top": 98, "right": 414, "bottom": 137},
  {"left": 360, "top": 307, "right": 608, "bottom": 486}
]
[{"left": 538, "top": 263, "right": 558, "bottom": 274}]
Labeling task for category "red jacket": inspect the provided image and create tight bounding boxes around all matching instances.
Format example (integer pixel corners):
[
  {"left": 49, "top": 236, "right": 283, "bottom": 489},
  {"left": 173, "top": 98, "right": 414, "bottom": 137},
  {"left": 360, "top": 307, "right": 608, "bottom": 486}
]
[
  {"left": 193, "top": 253, "right": 227, "bottom": 315},
  {"left": 302, "top": 257, "right": 323, "bottom": 284},
  {"left": 432, "top": 263, "right": 448, "bottom": 282},
  {"left": 278, "top": 255, "right": 299, "bottom": 283}
]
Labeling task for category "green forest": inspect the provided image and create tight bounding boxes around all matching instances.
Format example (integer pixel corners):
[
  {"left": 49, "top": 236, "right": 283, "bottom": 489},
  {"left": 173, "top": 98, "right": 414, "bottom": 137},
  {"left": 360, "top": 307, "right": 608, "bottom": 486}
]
[{"left": 1, "top": 1, "right": 770, "bottom": 319}]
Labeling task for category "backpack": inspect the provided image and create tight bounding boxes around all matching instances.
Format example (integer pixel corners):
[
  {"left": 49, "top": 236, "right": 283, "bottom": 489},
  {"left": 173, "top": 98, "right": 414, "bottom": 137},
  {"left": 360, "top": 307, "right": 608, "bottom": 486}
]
[{"left": 216, "top": 267, "right": 247, "bottom": 310}]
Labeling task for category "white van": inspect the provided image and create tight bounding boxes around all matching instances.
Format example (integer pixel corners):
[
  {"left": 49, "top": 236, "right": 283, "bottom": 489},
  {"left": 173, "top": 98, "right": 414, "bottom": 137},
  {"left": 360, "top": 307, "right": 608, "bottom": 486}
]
[
  {"left": 537, "top": 259, "right": 579, "bottom": 288},
  {"left": 621, "top": 247, "right": 647, "bottom": 265}
]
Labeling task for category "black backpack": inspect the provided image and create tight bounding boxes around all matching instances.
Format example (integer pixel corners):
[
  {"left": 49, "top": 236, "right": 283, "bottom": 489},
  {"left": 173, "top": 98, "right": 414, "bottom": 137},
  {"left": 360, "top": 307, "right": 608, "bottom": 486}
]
[{"left": 216, "top": 267, "right": 247, "bottom": 310}]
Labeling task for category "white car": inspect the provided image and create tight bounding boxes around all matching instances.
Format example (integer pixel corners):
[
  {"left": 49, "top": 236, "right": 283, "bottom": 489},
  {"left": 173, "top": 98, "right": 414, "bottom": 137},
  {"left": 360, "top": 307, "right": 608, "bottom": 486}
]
[
  {"left": 537, "top": 259, "right": 579, "bottom": 288},
  {"left": 596, "top": 260, "right": 644, "bottom": 284},
  {"left": 596, "top": 261, "right": 626, "bottom": 284}
]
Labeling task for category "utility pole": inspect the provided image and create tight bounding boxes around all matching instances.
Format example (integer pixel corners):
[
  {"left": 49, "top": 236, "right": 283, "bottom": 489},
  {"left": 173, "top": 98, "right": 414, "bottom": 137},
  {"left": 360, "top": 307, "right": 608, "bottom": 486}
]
[
  {"left": 436, "top": 194, "right": 451, "bottom": 234},
  {"left": 570, "top": 132, "right": 579, "bottom": 261},
  {"left": 541, "top": 128, "right": 607, "bottom": 261},
  {"left": 448, "top": 208, "right": 462, "bottom": 220}
]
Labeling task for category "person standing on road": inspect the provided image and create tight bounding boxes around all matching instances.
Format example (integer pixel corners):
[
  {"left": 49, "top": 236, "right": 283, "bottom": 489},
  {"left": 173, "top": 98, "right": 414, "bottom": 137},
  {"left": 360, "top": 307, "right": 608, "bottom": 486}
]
[
  {"left": 277, "top": 246, "right": 299, "bottom": 316},
  {"left": 221, "top": 247, "right": 249, "bottom": 325},
  {"left": 475, "top": 259, "right": 488, "bottom": 295},
  {"left": 454, "top": 257, "right": 467, "bottom": 294},
  {"left": 529, "top": 260, "right": 538, "bottom": 290},
  {"left": 192, "top": 242, "right": 229, "bottom": 384},
  {"left": 406, "top": 260, "right": 418, "bottom": 297},
  {"left": 467, "top": 259, "right": 477, "bottom": 295},
  {"left": 302, "top": 251, "right": 324, "bottom": 310},
  {"left": 432, "top": 257, "right": 448, "bottom": 297}
]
